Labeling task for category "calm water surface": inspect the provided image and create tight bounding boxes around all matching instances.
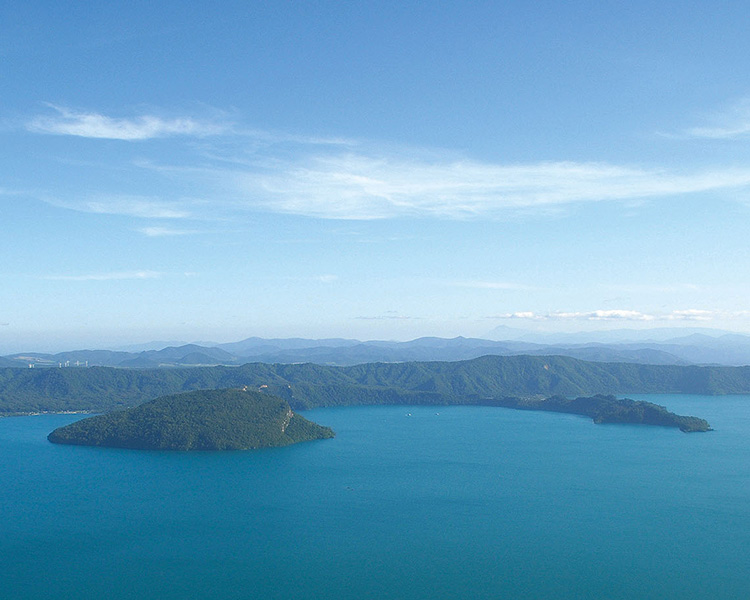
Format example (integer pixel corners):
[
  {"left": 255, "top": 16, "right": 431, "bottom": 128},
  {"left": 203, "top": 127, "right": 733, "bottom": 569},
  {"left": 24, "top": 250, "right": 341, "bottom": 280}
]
[{"left": 2, "top": 395, "right": 749, "bottom": 599}]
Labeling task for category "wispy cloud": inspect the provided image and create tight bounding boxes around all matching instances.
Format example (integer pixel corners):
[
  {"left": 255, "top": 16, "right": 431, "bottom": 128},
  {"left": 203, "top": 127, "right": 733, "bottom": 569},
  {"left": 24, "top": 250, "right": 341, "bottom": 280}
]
[
  {"left": 450, "top": 280, "right": 537, "bottom": 291},
  {"left": 665, "top": 309, "right": 718, "bottom": 321},
  {"left": 25, "top": 105, "right": 352, "bottom": 147},
  {"left": 316, "top": 274, "right": 339, "bottom": 283},
  {"left": 232, "top": 153, "right": 750, "bottom": 220},
  {"left": 557, "top": 310, "right": 658, "bottom": 321},
  {"left": 52, "top": 196, "right": 197, "bottom": 219},
  {"left": 27, "top": 105, "right": 229, "bottom": 140},
  {"left": 355, "top": 313, "right": 421, "bottom": 320},
  {"left": 677, "top": 98, "right": 750, "bottom": 140},
  {"left": 55, "top": 151, "right": 750, "bottom": 222},
  {"left": 25, "top": 105, "right": 750, "bottom": 222},
  {"left": 490, "top": 309, "right": 748, "bottom": 322},
  {"left": 138, "top": 226, "right": 198, "bottom": 237},
  {"left": 0, "top": 187, "right": 29, "bottom": 197},
  {"left": 603, "top": 283, "right": 702, "bottom": 294},
  {"left": 283, "top": 274, "right": 340, "bottom": 284},
  {"left": 38, "top": 150, "right": 750, "bottom": 222},
  {"left": 43, "top": 270, "right": 162, "bottom": 281}
]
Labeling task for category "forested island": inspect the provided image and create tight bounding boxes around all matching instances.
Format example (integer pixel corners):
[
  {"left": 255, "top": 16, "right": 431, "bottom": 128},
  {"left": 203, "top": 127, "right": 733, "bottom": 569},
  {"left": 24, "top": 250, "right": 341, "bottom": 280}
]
[{"left": 47, "top": 389, "right": 335, "bottom": 451}]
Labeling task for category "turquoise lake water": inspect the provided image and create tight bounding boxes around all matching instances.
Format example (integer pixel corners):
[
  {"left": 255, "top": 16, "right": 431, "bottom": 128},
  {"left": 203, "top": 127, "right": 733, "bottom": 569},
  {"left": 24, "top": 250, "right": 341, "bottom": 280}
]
[{"left": 2, "top": 395, "right": 749, "bottom": 599}]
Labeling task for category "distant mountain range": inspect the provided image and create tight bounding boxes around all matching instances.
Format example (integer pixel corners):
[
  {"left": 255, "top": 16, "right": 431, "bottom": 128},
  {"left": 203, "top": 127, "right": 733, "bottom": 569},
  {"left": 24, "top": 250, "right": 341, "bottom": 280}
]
[{"left": 6, "top": 329, "right": 750, "bottom": 368}]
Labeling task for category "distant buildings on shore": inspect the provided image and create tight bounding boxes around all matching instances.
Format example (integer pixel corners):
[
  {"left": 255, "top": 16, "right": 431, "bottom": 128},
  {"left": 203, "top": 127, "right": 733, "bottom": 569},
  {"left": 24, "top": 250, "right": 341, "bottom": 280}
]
[{"left": 20, "top": 358, "right": 88, "bottom": 368}]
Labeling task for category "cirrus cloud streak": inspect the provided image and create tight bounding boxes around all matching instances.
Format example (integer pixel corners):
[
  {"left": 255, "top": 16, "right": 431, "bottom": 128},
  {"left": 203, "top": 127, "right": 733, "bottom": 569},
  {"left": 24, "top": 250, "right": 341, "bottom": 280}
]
[
  {"left": 679, "top": 98, "right": 750, "bottom": 140},
  {"left": 27, "top": 105, "right": 228, "bottom": 140},
  {"left": 43, "top": 270, "right": 162, "bottom": 281},
  {"left": 24, "top": 105, "right": 750, "bottom": 221},
  {"left": 234, "top": 153, "right": 750, "bottom": 220}
]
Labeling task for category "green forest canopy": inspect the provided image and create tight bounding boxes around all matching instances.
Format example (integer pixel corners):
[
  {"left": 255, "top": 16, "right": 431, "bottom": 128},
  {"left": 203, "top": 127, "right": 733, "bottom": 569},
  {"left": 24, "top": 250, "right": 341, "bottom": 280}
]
[
  {"left": 47, "top": 389, "right": 335, "bottom": 450},
  {"left": 2, "top": 354, "right": 749, "bottom": 416}
]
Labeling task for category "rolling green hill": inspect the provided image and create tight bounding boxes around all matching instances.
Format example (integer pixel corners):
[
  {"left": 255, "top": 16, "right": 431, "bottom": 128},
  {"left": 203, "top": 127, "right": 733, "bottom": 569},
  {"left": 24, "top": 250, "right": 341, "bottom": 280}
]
[
  {"left": 2, "top": 354, "right": 750, "bottom": 417},
  {"left": 47, "top": 389, "right": 334, "bottom": 450}
]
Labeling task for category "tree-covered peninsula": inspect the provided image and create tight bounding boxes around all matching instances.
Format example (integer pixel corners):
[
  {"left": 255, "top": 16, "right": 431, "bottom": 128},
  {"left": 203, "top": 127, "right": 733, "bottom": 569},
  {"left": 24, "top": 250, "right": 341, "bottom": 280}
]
[
  {"left": 489, "top": 394, "right": 711, "bottom": 432},
  {"left": 47, "top": 389, "right": 335, "bottom": 451}
]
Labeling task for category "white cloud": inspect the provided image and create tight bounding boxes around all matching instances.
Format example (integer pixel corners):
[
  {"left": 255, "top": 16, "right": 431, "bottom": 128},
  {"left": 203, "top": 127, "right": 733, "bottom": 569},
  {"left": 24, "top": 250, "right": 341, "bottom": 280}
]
[
  {"left": 27, "top": 105, "right": 228, "bottom": 140},
  {"left": 686, "top": 124, "right": 750, "bottom": 140},
  {"left": 355, "top": 314, "right": 420, "bottom": 320},
  {"left": 679, "top": 98, "right": 750, "bottom": 140},
  {"left": 25, "top": 107, "right": 750, "bottom": 221},
  {"left": 37, "top": 149, "right": 750, "bottom": 223},
  {"left": 43, "top": 271, "right": 162, "bottom": 281},
  {"left": 57, "top": 196, "right": 195, "bottom": 219},
  {"left": 574, "top": 310, "right": 657, "bottom": 321},
  {"left": 316, "top": 274, "right": 339, "bottom": 283},
  {"left": 138, "top": 226, "right": 197, "bottom": 237},
  {"left": 506, "top": 311, "right": 541, "bottom": 320},
  {"left": 604, "top": 283, "right": 701, "bottom": 293},
  {"left": 491, "top": 309, "right": 750, "bottom": 322},
  {"left": 0, "top": 187, "right": 27, "bottom": 197},
  {"left": 665, "top": 309, "right": 715, "bottom": 321},
  {"left": 233, "top": 153, "right": 750, "bottom": 220},
  {"left": 451, "top": 280, "right": 536, "bottom": 291}
]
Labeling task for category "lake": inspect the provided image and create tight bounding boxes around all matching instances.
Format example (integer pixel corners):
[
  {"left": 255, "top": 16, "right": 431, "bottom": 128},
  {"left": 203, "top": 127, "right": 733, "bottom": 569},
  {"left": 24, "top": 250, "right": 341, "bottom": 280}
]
[{"left": 2, "top": 394, "right": 749, "bottom": 599}]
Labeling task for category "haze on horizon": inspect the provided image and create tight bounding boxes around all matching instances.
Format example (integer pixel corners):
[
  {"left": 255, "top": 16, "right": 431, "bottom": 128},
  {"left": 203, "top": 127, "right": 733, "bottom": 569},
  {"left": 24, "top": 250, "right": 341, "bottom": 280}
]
[{"left": 3, "top": 1, "right": 750, "bottom": 352}]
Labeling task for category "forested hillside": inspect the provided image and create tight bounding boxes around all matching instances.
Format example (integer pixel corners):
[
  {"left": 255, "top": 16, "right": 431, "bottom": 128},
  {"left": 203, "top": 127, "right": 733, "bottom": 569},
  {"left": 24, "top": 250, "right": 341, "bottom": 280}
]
[
  {"left": 2, "top": 355, "right": 750, "bottom": 416},
  {"left": 48, "top": 389, "right": 334, "bottom": 450}
]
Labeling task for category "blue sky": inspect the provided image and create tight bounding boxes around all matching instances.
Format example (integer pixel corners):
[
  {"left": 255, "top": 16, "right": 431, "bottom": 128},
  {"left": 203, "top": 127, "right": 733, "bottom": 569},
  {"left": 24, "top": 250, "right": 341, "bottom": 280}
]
[{"left": 3, "top": 1, "right": 750, "bottom": 351}]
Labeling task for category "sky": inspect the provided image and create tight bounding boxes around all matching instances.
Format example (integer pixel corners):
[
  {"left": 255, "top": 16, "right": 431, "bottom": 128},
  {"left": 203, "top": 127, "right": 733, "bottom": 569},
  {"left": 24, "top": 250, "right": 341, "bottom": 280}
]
[{"left": 2, "top": 0, "right": 750, "bottom": 352}]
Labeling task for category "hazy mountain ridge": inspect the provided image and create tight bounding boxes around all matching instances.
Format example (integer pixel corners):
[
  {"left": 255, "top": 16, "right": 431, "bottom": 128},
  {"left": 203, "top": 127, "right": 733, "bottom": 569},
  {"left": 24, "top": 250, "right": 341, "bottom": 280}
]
[{"left": 6, "top": 330, "right": 750, "bottom": 368}]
